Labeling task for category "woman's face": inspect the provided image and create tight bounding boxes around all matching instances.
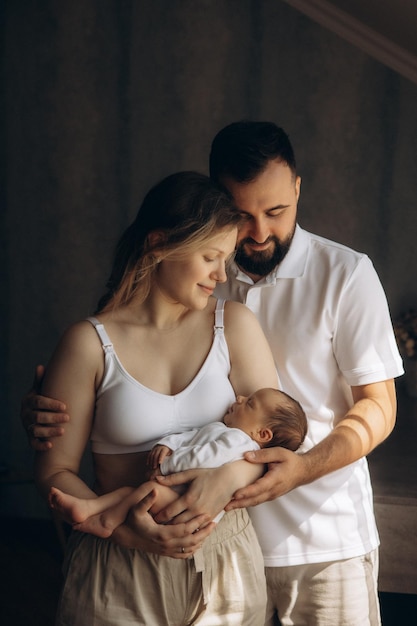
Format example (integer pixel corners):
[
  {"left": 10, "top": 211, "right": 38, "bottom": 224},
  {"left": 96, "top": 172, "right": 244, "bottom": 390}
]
[{"left": 156, "top": 227, "right": 237, "bottom": 310}]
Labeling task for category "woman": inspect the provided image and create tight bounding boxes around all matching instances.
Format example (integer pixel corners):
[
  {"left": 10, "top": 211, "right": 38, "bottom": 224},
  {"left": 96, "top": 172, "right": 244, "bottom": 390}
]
[{"left": 34, "top": 171, "right": 279, "bottom": 625}]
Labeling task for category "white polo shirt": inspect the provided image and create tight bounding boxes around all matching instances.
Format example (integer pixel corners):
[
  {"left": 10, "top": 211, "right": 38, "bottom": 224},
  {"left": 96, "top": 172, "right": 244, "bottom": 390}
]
[{"left": 215, "top": 225, "right": 403, "bottom": 566}]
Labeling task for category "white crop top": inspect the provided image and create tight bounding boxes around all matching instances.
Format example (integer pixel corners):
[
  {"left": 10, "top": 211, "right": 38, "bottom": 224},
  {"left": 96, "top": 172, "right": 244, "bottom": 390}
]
[{"left": 89, "top": 299, "right": 236, "bottom": 454}]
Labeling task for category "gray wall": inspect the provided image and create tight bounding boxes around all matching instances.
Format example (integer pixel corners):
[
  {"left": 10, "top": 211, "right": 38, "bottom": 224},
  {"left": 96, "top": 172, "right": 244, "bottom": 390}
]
[{"left": 2, "top": 0, "right": 417, "bottom": 517}]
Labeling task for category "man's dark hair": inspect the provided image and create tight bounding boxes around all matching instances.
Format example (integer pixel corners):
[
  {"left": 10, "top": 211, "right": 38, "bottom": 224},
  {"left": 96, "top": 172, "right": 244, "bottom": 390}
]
[{"left": 209, "top": 120, "right": 297, "bottom": 184}]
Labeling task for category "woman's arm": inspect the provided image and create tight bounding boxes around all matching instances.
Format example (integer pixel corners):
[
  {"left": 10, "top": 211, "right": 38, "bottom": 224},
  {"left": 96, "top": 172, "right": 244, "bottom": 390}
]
[
  {"left": 225, "top": 300, "right": 279, "bottom": 395},
  {"left": 33, "top": 322, "right": 101, "bottom": 500},
  {"left": 34, "top": 323, "right": 214, "bottom": 556}
]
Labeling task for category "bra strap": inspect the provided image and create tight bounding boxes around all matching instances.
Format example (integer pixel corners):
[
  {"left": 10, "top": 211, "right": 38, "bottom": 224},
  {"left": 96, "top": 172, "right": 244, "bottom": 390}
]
[
  {"left": 214, "top": 299, "right": 225, "bottom": 330},
  {"left": 86, "top": 316, "right": 113, "bottom": 350}
]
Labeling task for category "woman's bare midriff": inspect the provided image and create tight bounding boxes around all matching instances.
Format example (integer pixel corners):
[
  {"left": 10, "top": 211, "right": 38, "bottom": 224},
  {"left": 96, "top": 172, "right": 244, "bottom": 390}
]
[{"left": 93, "top": 450, "right": 152, "bottom": 495}]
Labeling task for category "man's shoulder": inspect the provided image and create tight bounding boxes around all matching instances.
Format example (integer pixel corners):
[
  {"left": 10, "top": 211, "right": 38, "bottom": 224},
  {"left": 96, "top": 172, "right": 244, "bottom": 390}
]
[
  {"left": 302, "top": 228, "right": 368, "bottom": 268},
  {"left": 304, "top": 228, "right": 362, "bottom": 255}
]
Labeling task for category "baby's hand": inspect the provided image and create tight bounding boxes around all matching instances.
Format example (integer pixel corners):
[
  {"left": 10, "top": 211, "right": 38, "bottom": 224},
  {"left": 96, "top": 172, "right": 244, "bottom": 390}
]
[
  {"left": 147, "top": 466, "right": 163, "bottom": 481},
  {"left": 147, "top": 444, "right": 172, "bottom": 470}
]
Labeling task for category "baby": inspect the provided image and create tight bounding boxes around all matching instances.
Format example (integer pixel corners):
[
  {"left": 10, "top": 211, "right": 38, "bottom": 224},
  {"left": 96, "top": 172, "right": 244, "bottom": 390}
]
[{"left": 49, "top": 387, "right": 307, "bottom": 537}]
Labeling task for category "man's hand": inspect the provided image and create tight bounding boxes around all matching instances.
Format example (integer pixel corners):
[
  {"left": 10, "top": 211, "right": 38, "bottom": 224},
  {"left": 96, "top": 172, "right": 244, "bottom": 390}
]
[
  {"left": 225, "top": 447, "right": 308, "bottom": 509},
  {"left": 21, "top": 365, "right": 69, "bottom": 450},
  {"left": 112, "top": 488, "right": 214, "bottom": 557}
]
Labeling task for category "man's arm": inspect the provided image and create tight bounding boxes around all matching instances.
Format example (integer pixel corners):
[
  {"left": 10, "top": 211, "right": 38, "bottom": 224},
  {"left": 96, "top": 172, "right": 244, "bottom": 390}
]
[
  {"left": 21, "top": 365, "right": 69, "bottom": 450},
  {"left": 226, "top": 379, "right": 396, "bottom": 508}
]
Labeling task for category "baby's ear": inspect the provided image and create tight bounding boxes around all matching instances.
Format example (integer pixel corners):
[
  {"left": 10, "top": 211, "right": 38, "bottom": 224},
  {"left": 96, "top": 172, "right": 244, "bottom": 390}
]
[{"left": 257, "top": 427, "right": 273, "bottom": 444}]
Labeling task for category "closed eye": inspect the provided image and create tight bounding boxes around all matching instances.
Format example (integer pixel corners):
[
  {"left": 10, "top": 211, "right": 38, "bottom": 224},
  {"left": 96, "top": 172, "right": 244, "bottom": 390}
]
[
  {"left": 266, "top": 207, "right": 288, "bottom": 217},
  {"left": 238, "top": 206, "right": 289, "bottom": 221}
]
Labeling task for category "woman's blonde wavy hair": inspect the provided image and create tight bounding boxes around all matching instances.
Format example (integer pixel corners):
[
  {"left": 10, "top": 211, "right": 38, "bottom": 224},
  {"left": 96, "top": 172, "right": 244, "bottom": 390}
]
[{"left": 96, "top": 171, "right": 241, "bottom": 313}]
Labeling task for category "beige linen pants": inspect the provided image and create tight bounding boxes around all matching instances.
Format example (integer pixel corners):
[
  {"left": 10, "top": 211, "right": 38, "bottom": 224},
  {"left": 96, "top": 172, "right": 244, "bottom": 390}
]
[
  {"left": 55, "top": 508, "right": 267, "bottom": 626},
  {"left": 265, "top": 549, "right": 381, "bottom": 626}
]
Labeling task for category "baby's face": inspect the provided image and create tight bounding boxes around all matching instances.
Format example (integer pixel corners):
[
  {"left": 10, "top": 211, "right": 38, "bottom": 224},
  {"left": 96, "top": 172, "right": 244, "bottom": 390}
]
[{"left": 224, "top": 388, "right": 277, "bottom": 436}]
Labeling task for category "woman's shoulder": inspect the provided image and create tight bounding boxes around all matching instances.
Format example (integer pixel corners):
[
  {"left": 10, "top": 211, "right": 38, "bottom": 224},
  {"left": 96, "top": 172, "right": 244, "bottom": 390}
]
[
  {"left": 222, "top": 299, "right": 264, "bottom": 342},
  {"left": 52, "top": 319, "right": 103, "bottom": 358},
  {"left": 60, "top": 318, "right": 98, "bottom": 338},
  {"left": 43, "top": 319, "right": 106, "bottom": 389},
  {"left": 223, "top": 299, "right": 257, "bottom": 324}
]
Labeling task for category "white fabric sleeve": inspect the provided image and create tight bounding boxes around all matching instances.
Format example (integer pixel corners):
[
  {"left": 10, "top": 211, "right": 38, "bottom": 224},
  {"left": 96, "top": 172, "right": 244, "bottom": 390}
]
[
  {"left": 156, "top": 429, "right": 199, "bottom": 451},
  {"left": 160, "top": 428, "right": 259, "bottom": 474},
  {"left": 333, "top": 255, "right": 403, "bottom": 385}
]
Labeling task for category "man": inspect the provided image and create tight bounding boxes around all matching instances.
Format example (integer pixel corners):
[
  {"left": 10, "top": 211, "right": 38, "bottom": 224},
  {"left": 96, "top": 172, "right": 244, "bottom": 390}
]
[{"left": 22, "top": 121, "right": 403, "bottom": 625}]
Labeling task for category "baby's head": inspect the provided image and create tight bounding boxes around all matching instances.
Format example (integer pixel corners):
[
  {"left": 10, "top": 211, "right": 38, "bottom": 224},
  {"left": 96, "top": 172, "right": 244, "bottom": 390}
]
[{"left": 224, "top": 388, "right": 307, "bottom": 450}]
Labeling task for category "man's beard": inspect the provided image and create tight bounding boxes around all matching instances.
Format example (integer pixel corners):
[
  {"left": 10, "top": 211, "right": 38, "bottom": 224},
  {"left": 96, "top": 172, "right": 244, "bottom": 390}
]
[{"left": 235, "top": 231, "right": 294, "bottom": 278}]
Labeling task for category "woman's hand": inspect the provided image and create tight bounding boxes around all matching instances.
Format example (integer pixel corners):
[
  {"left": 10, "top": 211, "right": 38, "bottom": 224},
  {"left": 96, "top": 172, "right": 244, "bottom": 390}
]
[
  {"left": 21, "top": 365, "right": 69, "bottom": 450},
  {"left": 154, "top": 461, "right": 263, "bottom": 524},
  {"left": 112, "top": 488, "right": 214, "bottom": 557}
]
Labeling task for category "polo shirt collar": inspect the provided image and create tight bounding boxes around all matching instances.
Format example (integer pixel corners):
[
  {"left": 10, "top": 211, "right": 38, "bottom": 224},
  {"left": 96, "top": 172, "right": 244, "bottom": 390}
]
[{"left": 231, "top": 224, "right": 309, "bottom": 285}]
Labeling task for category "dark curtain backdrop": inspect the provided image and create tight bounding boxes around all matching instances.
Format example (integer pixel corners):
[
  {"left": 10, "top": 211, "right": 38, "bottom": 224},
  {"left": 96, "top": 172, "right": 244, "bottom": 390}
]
[{"left": 2, "top": 0, "right": 417, "bottom": 517}]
